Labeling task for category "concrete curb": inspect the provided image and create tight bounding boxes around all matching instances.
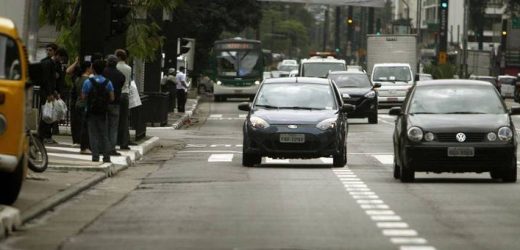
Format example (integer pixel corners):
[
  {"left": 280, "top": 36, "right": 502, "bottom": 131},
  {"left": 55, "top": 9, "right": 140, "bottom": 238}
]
[
  {"left": 172, "top": 97, "right": 199, "bottom": 129},
  {"left": 135, "top": 136, "right": 160, "bottom": 156}
]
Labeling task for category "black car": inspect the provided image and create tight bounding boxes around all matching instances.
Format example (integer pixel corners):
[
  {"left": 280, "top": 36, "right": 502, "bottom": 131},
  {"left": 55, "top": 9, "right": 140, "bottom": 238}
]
[
  {"left": 390, "top": 80, "right": 520, "bottom": 182},
  {"left": 238, "top": 77, "right": 354, "bottom": 167},
  {"left": 328, "top": 70, "right": 381, "bottom": 124}
]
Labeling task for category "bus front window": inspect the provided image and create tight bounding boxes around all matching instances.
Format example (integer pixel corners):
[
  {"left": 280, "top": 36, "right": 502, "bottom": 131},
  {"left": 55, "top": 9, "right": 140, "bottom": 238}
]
[{"left": 217, "top": 50, "right": 260, "bottom": 77}]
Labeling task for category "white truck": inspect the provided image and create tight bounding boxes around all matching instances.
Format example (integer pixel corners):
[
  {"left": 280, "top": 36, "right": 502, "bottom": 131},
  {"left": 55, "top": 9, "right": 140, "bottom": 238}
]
[{"left": 367, "top": 34, "right": 417, "bottom": 107}]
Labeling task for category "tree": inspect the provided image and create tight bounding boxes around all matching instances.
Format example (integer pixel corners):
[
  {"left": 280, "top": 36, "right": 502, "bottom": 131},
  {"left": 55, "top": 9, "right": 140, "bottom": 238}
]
[{"left": 468, "top": 0, "right": 487, "bottom": 50}]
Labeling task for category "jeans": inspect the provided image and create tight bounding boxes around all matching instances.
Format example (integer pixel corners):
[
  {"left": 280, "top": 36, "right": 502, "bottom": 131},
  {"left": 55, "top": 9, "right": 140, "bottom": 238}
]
[
  {"left": 107, "top": 104, "right": 120, "bottom": 151},
  {"left": 118, "top": 93, "right": 130, "bottom": 147},
  {"left": 87, "top": 114, "right": 110, "bottom": 160}
]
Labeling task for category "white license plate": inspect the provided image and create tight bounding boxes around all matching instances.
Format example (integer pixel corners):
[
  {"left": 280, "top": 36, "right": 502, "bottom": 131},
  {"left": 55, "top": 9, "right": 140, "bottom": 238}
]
[
  {"left": 447, "top": 147, "right": 475, "bottom": 157},
  {"left": 234, "top": 89, "right": 243, "bottom": 93},
  {"left": 388, "top": 97, "right": 398, "bottom": 102},
  {"left": 280, "top": 134, "right": 305, "bottom": 143}
]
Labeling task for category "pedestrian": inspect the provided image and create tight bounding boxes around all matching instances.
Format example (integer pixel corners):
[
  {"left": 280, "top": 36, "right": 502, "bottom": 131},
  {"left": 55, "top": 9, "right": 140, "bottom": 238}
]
[
  {"left": 103, "top": 54, "right": 125, "bottom": 156},
  {"left": 81, "top": 59, "right": 115, "bottom": 163},
  {"left": 71, "top": 60, "right": 91, "bottom": 154},
  {"left": 38, "top": 43, "right": 57, "bottom": 144},
  {"left": 51, "top": 47, "right": 68, "bottom": 136},
  {"left": 162, "top": 68, "right": 177, "bottom": 111},
  {"left": 176, "top": 66, "right": 188, "bottom": 113},
  {"left": 115, "top": 49, "right": 132, "bottom": 149}
]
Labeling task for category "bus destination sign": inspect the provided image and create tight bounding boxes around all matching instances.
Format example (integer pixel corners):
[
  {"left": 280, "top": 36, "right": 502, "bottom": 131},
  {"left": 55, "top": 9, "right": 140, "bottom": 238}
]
[{"left": 216, "top": 43, "right": 257, "bottom": 50}]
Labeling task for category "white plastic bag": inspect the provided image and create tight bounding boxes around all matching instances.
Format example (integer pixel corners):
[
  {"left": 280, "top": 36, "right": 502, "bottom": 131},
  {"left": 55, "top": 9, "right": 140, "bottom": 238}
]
[
  {"left": 42, "top": 100, "right": 57, "bottom": 124},
  {"left": 129, "top": 80, "right": 142, "bottom": 109},
  {"left": 54, "top": 98, "right": 68, "bottom": 121}
]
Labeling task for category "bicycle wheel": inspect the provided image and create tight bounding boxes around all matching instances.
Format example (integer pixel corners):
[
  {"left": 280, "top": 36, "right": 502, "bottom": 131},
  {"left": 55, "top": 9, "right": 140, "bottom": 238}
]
[{"left": 28, "top": 133, "right": 48, "bottom": 173}]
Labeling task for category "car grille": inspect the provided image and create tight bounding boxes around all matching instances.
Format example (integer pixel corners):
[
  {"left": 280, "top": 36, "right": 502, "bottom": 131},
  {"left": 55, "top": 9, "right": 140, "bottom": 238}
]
[
  {"left": 436, "top": 133, "right": 486, "bottom": 143},
  {"left": 344, "top": 96, "right": 363, "bottom": 105}
]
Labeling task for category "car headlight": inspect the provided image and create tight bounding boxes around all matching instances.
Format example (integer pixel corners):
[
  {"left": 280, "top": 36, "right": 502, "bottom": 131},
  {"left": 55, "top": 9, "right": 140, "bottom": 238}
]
[
  {"left": 216, "top": 81, "right": 222, "bottom": 85},
  {"left": 424, "top": 132, "right": 434, "bottom": 142},
  {"left": 0, "top": 114, "right": 6, "bottom": 135},
  {"left": 498, "top": 127, "right": 513, "bottom": 141},
  {"left": 487, "top": 132, "right": 497, "bottom": 141},
  {"left": 407, "top": 126, "right": 423, "bottom": 142},
  {"left": 316, "top": 118, "right": 337, "bottom": 130},
  {"left": 254, "top": 80, "right": 260, "bottom": 85},
  {"left": 364, "top": 91, "right": 376, "bottom": 99},
  {"left": 250, "top": 116, "right": 269, "bottom": 129}
]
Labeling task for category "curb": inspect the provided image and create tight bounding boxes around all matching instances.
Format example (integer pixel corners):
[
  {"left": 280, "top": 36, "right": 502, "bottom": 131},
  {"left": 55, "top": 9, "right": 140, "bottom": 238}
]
[
  {"left": 135, "top": 136, "right": 160, "bottom": 156},
  {"left": 172, "top": 97, "right": 199, "bottom": 129}
]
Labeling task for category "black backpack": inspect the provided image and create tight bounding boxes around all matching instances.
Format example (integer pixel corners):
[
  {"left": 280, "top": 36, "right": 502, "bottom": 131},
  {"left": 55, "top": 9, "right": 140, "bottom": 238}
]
[{"left": 87, "top": 77, "right": 110, "bottom": 115}]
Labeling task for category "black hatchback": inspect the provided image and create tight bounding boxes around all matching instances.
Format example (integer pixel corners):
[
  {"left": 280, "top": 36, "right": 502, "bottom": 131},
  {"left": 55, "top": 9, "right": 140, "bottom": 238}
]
[
  {"left": 390, "top": 80, "right": 520, "bottom": 182},
  {"left": 238, "top": 77, "right": 354, "bottom": 167},
  {"left": 328, "top": 70, "right": 381, "bottom": 124}
]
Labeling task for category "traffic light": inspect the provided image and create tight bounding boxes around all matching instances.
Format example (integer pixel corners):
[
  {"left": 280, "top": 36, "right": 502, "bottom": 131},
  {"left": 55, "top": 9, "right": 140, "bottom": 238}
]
[
  {"left": 501, "top": 19, "right": 508, "bottom": 49},
  {"left": 440, "top": 0, "right": 448, "bottom": 9},
  {"left": 109, "top": 0, "right": 131, "bottom": 36},
  {"left": 177, "top": 38, "right": 191, "bottom": 56},
  {"left": 376, "top": 18, "right": 381, "bottom": 35},
  {"left": 346, "top": 17, "right": 353, "bottom": 25}
]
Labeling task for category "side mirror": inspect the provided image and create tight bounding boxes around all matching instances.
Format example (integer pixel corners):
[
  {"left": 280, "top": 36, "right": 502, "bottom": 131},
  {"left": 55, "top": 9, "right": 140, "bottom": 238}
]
[
  {"left": 238, "top": 102, "right": 251, "bottom": 111},
  {"left": 342, "top": 93, "right": 351, "bottom": 100},
  {"left": 389, "top": 107, "right": 402, "bottom": 116},
  {"left": 341, "top": 104, "right": 355, "bottom": 113},
  {"left": 510, "top": 106, "right": 520, "bottom": 115},
  {"left": 372, "top": 82, "right": 382, "bottom": 89}
]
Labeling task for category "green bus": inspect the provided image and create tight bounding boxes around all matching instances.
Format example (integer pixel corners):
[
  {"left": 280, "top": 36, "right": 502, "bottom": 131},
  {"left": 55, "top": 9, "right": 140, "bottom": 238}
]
[{"left": 212, "top": 38, "right": 264, "bottom": 102}]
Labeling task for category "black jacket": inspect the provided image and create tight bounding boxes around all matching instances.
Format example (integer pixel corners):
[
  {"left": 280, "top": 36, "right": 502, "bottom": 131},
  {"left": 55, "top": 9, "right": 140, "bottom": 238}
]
[{"left": 103, "top": 66, "right": 125, "bottom": 104}]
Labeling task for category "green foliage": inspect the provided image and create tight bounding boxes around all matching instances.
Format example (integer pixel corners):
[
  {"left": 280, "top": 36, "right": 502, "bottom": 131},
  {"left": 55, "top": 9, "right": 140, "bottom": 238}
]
[
  {"left": 126, "top": 22, "right": 164, "bottom": 62},
  {"left": 423, "top": 63, "right": 458, "bottom": 79}
]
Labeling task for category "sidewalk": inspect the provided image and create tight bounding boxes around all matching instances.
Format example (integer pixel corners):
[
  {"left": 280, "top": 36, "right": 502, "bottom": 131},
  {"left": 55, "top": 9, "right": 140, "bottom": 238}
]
[{"left": 0, "top": 97, "right": 199, "bottom": 239}]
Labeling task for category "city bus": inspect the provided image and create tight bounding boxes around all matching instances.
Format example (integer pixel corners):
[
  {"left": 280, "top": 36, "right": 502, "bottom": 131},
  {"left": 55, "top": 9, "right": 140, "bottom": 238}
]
[{"left": 212, "top": 38, "right": 264, "bottom": 102}]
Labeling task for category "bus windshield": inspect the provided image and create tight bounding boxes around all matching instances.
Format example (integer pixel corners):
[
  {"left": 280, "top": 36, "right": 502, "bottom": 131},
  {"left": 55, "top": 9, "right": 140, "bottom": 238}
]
[{"left": 217, "top": 49, "right": 261, "bottom": 78}]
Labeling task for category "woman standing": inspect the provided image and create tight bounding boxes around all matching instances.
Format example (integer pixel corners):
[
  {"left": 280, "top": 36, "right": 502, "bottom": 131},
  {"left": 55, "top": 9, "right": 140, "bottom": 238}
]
[{"left": 71, "top": 61, "right": 92, "bottom": 154}]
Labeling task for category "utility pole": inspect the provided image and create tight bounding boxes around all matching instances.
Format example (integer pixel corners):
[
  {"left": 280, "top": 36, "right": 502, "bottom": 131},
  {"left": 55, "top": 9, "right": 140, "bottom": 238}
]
[
  {"left": 416, "top": 0, "right": 422, "bottom": 73},
  {"left": 323, "top": 6, "right": 329, "bottom": 51},
  {"left": 461, "top": 0, "right": 468, "bottom": 77},
  {"left": 335, "top": 6, "right": 341, "bottom": 57}
]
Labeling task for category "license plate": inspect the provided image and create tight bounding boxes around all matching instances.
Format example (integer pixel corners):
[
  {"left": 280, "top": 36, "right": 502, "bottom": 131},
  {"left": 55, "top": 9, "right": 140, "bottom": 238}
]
[
  {"left": 447, "top": 147, "right": 474, "bottom": 157},
  {"left": 234, "top": 89, "right": 243, "bottom": 93},
  {"left": 280, "top": 134, "right": 305, "bottom": 143}
]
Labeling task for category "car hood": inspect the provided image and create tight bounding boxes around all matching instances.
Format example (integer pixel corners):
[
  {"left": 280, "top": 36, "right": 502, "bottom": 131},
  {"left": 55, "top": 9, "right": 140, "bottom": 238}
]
[
  {"left": 339, "top": 87, "right": 372, "bottom": 96},
  {"left": 252, "top": 109, "right": 337, "bottom": 125},
  {"left": 407, "top": 114, "right": 511, "bottom": 132}
]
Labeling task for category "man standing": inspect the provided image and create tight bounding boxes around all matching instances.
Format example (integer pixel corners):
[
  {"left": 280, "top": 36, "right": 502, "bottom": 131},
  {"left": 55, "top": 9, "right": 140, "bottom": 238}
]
[
  {"left": 176, "top": 66, "right": 188, "bottom": 113},
  {"left": 115, "top": 49, "right": 132, "bottom": 149},
  {"left": 103, "top": 55, "right": 125, "bottom": 156},
  {"left": 38, "top": 43, "right": 57, "bottom": 144},
  {"left": 82, "top": 59, "right": 115, "bottom": 163}
]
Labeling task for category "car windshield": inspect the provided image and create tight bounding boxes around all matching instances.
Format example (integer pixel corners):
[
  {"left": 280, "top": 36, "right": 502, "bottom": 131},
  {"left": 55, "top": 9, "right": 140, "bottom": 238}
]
[
  {"left": 373, "top": 66, "right": 412, "bottom": 83},
  {"left": 0, "top": 35, "right": 22, "bottom": 80},
  {"left": 409, "top": 85, "right": 506, "bottom": 114},
  {"left": 329, "top": 74, "right": 371, "bottom": 88},
  {"left": 255, "top": 83, "right": 336, "bottom": 110},
  {"left": 216, "top": 49, "right": 260, "bottom": 77},
  {"left": 303, "top": 63, "right": 346, "bottom": 78}
]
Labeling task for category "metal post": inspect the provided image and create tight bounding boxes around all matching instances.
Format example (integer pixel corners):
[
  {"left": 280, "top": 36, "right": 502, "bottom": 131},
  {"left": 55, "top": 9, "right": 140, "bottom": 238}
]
[
  {"left": 416, "top": 0, "right": 422, "bottom": 73},
  {"left": 335, "top": 6, "right": 341, "bottom": 56},
  {"left": 323, "top": 6, "right": 329, "bottom": 51},
  {"left": 462, "top": 0, "right": 468, "bottom": 78}
]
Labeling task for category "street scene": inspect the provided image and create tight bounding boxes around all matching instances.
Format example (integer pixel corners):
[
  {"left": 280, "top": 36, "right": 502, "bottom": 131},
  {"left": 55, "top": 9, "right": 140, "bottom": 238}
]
[{"left": 1, "top": 0, "right": 520, "bottom": 249}]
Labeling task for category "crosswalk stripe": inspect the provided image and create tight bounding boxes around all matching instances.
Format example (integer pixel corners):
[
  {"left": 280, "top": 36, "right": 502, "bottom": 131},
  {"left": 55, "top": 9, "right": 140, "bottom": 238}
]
[
  {"left": 374, "top": 155, "right": 394, "bottom": 165},
  {"left": 208, "top": 154, "right": 234, "bottom": 162}
]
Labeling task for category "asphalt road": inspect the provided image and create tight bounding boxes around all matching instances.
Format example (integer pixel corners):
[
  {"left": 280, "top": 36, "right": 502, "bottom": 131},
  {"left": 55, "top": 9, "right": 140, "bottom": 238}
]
[{"left": 3, "top": 96, "right": 520, "bottom": 250}]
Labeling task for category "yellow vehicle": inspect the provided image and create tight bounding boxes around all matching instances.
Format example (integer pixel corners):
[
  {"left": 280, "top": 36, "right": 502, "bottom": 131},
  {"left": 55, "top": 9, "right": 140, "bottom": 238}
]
[{"left": 0, "top": 17, "right": 29, "bottom": 205}]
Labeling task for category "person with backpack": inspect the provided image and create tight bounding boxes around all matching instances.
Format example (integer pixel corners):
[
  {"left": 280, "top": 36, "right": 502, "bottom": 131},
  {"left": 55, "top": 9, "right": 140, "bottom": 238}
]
[
  {"left": 81, "top": 59, "right": 115, "bottom": 163},
  {"left": 103, "top": 55, "right": 125, "bottom": 156}
]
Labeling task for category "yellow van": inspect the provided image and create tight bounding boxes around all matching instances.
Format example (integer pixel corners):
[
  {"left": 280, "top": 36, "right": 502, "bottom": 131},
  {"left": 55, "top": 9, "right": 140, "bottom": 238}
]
[{"left": 0, "top": 17, "right": 29, "bottom": 205}]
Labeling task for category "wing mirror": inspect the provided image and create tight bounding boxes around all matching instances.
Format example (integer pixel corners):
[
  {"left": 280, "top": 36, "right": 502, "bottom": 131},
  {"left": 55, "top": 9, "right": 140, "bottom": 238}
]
[
  {"left": 389, "top": 107, "right": 402, "bottom": 116},
  {"left": 238, "top": 102, "right": 251, "bottom": 111},
  {"left": 372, "top": 82, "right": 382, "bottom": 89},
  {"left": 342, "top": 93, "right": 351, "bottom": 100}
]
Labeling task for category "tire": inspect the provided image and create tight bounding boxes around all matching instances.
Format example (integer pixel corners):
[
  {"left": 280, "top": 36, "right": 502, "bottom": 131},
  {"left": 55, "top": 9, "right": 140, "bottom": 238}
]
[
  {"left": 393, "top": 159, "right": 401, "bottom": 179},
  {"left": 501, "top": 157, "right": 517, "bottom": 183},
  {"left": 28, "top": 133, "right": 48, "bottom": 173},
  {"left": 368, "top": 112, "right": 378, "bottom": 124},
  {"left": 400, "top": 164, "right": 415, "bottom": 183},
  {"left": 242, "top": 135, "right": 261, "bottom": 167},
  {"left": 489, "top": 169, "right": 501, "bottom": 179},
  {"left": 333, "top": 144, "right": 347, "bottom": 168},
  {"left": 0, "top": 155, "right": 25, "bottom": 205}
]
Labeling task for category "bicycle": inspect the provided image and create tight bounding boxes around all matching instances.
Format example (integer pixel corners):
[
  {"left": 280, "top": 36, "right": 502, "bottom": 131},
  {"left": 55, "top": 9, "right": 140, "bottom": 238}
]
[{"left": 27, "top": 131, "right": 48, "bottom": 173}]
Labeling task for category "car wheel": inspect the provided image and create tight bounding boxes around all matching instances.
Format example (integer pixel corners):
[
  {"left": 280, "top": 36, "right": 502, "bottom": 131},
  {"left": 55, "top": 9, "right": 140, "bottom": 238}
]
[
  {"left": 501, "top": 157, "right": 517, "bottom": 183},
  {"left": 215, "top": 95, "right": 223, "bottom": 102},
  {"left": 333, "top": 144, "right": 347, "bottom": 168},
  {"left": 400, "top": 165, "right": 415, "bottom": 183},
  {"left": 393, "top": 159, "right": 400, "bottom": 179},
  {"left": 368, "top": 112, "right": 378, "bottom": 124},
  {"left": 242, "top": 136, "right": 261, "bottom": 167},
  {"left": 0, "top": 155, "right": 25, "bottom": 205},
  {"left": 489, "top": 169, "right": 501, "bottom": 179}
]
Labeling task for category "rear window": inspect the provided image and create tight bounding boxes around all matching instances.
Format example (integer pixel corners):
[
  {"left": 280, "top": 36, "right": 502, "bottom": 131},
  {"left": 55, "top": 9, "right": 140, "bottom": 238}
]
[
  {"left": 302, "top": 62, "right": 346, "bottom": 78},
  {"left": 372, "top": 66, "right": 412, "bottom": 83},
  {"left": 409, "top": 85, "right": 506, "bottom": 114}
]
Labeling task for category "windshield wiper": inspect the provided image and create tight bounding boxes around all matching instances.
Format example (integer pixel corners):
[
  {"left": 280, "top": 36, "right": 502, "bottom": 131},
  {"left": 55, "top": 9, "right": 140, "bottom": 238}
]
[
  {"left": 410, "top": 112, "right": 441, "bottom": 114},
  {"left": 280, "top": 106, "right": 320, "bottom": 110},
  {"left": 443, "top": 111, "right": 487, "bottom": 114},
  {"left": 255, "top": 104, "right": 279, "bottom": 109}
]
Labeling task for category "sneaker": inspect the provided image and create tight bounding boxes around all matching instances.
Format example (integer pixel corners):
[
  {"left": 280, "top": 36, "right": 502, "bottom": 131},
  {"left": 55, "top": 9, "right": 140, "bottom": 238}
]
[
  {"left": 102, "top": 157, "right": 111, "bottom": 163},
  {"left": 80, "top": 149, "right": 92, "bottom": 155},
  {"left": 92, "top": 157, "right": 100, "bottom": 162},
  {"left": 44, "top": 138, "right": 58, "bottom": 144}
]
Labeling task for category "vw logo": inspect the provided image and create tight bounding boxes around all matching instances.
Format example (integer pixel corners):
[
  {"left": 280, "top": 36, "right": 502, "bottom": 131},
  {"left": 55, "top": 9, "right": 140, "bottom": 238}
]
[
  {"left": 288, "top": 125, "right": 298, "bottom": 129},
  {"left": 456, "top": 133, "right": 466, "bottom": 142}
]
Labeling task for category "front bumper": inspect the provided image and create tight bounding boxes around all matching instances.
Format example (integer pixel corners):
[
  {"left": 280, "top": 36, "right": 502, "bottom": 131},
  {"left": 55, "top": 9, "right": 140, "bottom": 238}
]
[
  {"left": 245, "top": 125, "right": 341, "bottom": 159},
  {"left": 402, "top": 143, "right": 516, "bottom": 172}
]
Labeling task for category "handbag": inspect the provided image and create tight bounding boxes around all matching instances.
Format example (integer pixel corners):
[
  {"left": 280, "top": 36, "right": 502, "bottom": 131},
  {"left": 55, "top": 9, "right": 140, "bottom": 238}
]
[
  {"left": 54, "top": 98, "right": 68, "bottom": 121},
  {"left": 128, "top": 80, "right": 142, "bottom": 109},
  {"left": 42, "top": 100, "right": 57, "bottom": 124}
]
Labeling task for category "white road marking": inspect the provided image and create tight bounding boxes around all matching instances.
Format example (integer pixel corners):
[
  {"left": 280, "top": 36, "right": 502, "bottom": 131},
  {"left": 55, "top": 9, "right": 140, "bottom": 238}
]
[
  {"left": 366, "top": 210, "right": 395, "bottom": 215},
  {"left": 186, "top": 144, "right": 207, "bottom": 148},
  {"left": 178, "top": 150, "right": 242, "bottom": 154},
  {"left": 370, "top": 215, "right": 402, "bottom": 221},
  {"left": 209, "top": 114, "right": 223, "bottom": 118},
  {"left": 377, "top": 222, "right": 409, "bottom": 228},
  {"left": 320, "top": 157, "right": 333, "bottom": 164},
  {"left": 208, "top": 154, "right": 234, "bottom": 162},
  {"left": 383, "top": 229, "right": 418, "bottom": 237},
  {"left": 357, "top": 199, "right": 384, "bottom": 204},
  {"left": 391, "top": 238, "right": 428, "bottom": 244},
  {"left": 239, "top": 114, "right": 247, "bottom": 118},
  {"left": 353, "top": 195, "right": 380, "bottom": 199},
  {"left": 374, "top": 155, "right": 394, "bottom": 165},
  {"left": 361, "top": 204, "right": 390, "bottom": 209},
  {"left": 400, "top": 246, "right": 436, "bottom": 250},
  {"left": 265, "top": 158, "right": 290, "bottom": 164}
]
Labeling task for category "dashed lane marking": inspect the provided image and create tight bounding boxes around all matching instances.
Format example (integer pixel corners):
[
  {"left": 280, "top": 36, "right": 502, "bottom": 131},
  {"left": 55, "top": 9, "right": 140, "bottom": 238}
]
[{"left": 208, "top": 154, "right": 234, "bottom": 162}]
